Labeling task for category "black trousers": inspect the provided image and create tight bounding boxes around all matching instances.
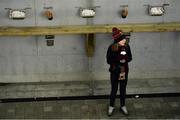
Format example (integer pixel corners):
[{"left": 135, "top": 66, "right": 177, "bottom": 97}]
[{"left": 109, "top": 72, "right": 128, "bottom": 107}]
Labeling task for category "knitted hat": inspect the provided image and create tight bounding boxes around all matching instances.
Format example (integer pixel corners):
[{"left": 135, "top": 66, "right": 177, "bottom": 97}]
[{"left": 112, "top": 27, "right": 125, "bottom": 43}]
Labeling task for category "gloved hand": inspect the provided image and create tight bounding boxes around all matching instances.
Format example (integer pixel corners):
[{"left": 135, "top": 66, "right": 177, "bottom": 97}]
[{"left": 120, "top": 59, "right": 126, "bottom": 63}]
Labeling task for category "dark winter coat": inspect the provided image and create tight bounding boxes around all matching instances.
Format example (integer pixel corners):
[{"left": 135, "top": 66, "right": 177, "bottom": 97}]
[{"left": 106, "top": 43, "right": 132, "bottom": 73}]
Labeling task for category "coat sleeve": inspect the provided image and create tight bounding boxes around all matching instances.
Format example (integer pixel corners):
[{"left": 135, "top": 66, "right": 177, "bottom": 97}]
[
  {"left": 106, "top": 45, "right": 112, "bottom": 65},
  {"left": 126, "top": 44, "right": 132, "bottom": 62},
  {"left": 106, "top": 45, "right": 117, "bottom": 72}
]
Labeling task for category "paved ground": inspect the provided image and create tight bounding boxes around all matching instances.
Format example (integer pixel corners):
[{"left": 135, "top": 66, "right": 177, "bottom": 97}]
[{"left": 0, "top": 96, "right": 180, "bottom": 119}]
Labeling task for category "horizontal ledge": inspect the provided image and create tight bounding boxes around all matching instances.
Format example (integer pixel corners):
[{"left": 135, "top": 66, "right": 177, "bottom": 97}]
[
  {"left": 1, "top": 93, "right": 180, "bottom": 103},
  {"left": 0, "top": 22, "right": 180, "bottom": 36}
]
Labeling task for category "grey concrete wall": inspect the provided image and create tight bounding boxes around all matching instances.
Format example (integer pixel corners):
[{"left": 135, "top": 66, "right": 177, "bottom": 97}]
[{"left": 0, "top": 0, "right": 180, "bottom": 83}]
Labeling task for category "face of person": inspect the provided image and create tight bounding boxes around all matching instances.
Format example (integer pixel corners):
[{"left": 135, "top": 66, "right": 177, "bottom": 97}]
[{"left": 118, "top": 39, "right": 126, "bottom": 46}]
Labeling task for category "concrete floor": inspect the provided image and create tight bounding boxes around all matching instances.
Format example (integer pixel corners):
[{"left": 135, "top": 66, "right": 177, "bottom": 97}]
[{"left": 0, "top": 96, "right": 180, "bottom": 119}]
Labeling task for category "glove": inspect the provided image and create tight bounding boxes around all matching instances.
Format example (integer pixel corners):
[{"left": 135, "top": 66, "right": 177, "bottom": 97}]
[{"left": 120, "top": 59, "right": 126, "bottom": 63}]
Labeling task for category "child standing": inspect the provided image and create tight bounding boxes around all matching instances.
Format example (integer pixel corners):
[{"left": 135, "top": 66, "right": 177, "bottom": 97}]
[{"left": 106, "top": 27, "right": 132, "bottom": 116}]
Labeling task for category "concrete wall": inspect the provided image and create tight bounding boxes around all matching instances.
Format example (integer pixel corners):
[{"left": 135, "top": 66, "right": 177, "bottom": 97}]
[{"left": 0, "top": 0, "right": 180, "bottom": 83}]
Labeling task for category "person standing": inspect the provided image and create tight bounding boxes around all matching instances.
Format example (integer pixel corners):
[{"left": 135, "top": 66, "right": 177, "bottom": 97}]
[{"left": 106, "top": 27, "right": 132, "bottom": 116}]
